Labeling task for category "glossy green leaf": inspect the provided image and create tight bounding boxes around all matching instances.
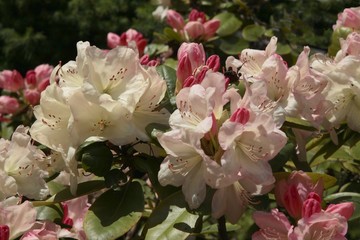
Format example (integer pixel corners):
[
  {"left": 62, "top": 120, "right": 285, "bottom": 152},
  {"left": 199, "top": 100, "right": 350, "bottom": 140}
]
[
  {"left": 163, "top": 27, "right": 182, "bottom": 42},
  {"left": 144, "top": 191, "right": 198, "bottom": 240},
  {"left": 133, "top": 154, "right": 178, "bottom": 199},
  {"left": 274, "top": 172, "right": 337, "bottom": 189},
  {"left": 84, "top": 181, "right": 144, "bottom": 240},
  {"left": 156, "top": 64, "right": 177, "bottom": 100},
  {"left": 269, "top": 143, "right": 294, "bottom": 172},
  {"left": 219, "top": 37, "right": 249, "bottom": 55},
  {"left": 214, "top": 12, "right": 242, "bottom": 37},
  {"left": 242, "top": 24, "right": 265, "bottom": 42},
  {"left": 201, "top": 223, "right": 240, "bottom": 234},
  {"left": 36, "top": 205, "right": 62, "bottom": 222},
  {"left": 32, "top": 180, "right": 106, "bottom": 206},
  {"left": 276, "top": 43, "right": 292, "bottom": 55}
]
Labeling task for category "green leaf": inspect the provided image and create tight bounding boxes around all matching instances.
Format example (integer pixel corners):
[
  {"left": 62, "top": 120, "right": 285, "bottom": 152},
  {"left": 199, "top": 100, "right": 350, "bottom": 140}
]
[
  {"left": 156, "top": 64, "right": 177, "bottom": 100},
  {"left": 219, "top": 37, "right": 249, "bottom": 55},
  {"left": 276, "top": 43, "right": 292, "bottom": 55},
  {"left": 242, "top": 24, "right": 265, "bottom": 42},
  {"left": 145, "top": 43, "right": 169, "bottom": 57},
  {"left": 283, "top": 116, "right": 316, "bottom": 132},
  {"left": 269, "top": 143, "right": 294, "bottom": 172},
  {"left": 144, "top": 191, "right": 198, "bottom": 240},
  {"left": 133, "top": 154, "right": 178, "bottom": 199},
  {"left": 273, "top": 172, "right": 337, "bottom": 189},
  {"left": 84, "top": 181, "right": 144, "bottom": 240},
  {"left": 163, "top": 27, "right": 182, "bottom": 42},
  {"left": 214, "top": 12, "right": 242, "bottom": 37},
  {"left": 36, "top": 205, "right": 62, "bottom": 222},
  {"left": 201, "top": 223, "right": 240, "bottom": 234},
  {"left": 32, "top": 180, "right": 106, "bottom": 206}
]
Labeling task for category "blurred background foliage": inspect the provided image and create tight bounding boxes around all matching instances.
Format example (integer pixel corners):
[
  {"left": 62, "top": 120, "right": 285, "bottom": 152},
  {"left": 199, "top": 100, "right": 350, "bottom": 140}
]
[{"left": 0, "top": 0, "right": 359, "bottom": 73}]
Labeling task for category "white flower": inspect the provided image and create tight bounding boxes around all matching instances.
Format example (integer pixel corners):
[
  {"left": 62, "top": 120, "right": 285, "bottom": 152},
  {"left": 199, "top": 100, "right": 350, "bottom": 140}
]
[{"left": 0, "top": 126, "right": 49, "bottom": 200}]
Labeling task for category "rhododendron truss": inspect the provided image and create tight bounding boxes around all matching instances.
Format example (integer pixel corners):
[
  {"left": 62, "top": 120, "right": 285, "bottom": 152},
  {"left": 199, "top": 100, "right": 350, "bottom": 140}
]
[{"left": 1, "top": 4, "right": 360, "bottom": 240}]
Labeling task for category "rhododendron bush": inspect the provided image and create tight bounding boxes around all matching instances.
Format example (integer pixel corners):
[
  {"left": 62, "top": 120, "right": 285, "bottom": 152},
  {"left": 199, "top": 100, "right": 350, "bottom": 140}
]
[{"left": 1, "top": 1, "right": 360, "bottom": 240}]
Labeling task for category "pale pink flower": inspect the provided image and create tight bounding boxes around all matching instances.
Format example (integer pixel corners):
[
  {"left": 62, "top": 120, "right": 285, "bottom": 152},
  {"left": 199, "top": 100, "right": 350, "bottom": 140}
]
[
  {"left": 0, "top": 199, "right": 37, "bottom": 240},
  {"left": 333, "top": 7, "right": 360, "bottom": 30},
  {"left": 157, "top": 129, "right": 213, "bottom": 209},
  {"left": 226, "top": 36, "right": 278, "bottom": 83},
  {"left": 310, "top": 53, "right": 360, "bottom": 132},
  {"left": 21, "top": 221, "right": 74, "bottom": 240},
  {"left": 0, "top": 96, "right": 19, "bottom": 114},
  {"left": 289, "top": 211, "right": 348, "bottom": 240},
  {"left": 0, "top": 125, "right": 49, "bottom": 200},
  {"left": 0, "top": 70, "right": 24, "bottom": 92},
  {"left": 335, "top": 32, "right": 360, "bottom": 61},
  {"left": 218, "top": 108, "right": 287, "bottom": 193},
  {"left": 252, "top": 209, "right": 292, "bottom": 240},
  {"left": 274, "top": 171, "right": 323, "bottom": 220},
  {"left": 61, "top": 196, "right": 90, "bottom": 240}
]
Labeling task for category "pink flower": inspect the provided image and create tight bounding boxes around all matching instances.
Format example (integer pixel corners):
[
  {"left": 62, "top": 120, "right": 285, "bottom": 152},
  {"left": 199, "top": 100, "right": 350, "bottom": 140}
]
[
  {"left": 252, "top": 209, "right": 292, "bottom": 240},
  {"left": 61, "top": 196, "right": 90, "bottom": 240},
  {"left": 184, "top": 21, "right": 205, "bottom": 40},
  {"left": 0, "top": 200, "right": 37, "bottom": 240},
  {"left": 289, "top": 211, "right": 348, "bottom": 240},
  {"left": 0, "top": 70, "right": 24, "bottom": 92},
  {"left": 203, "top": 19, "right": 221, "bottom": 40},
  {"left": 188, "top": 9, "right": 206, "bottom": 23},
  {"left": 274, "top": 171, "right": 324, "bottom": 220},
  {"left": 333, "top": 7, "right": 360, "bottom": 30},
  {"left": 21, "top": 221, "right": 74, "bottom": 240},
  {"left": 335, "top": 32, "right": 360, "bottom": 61},
  {"left": 0, "top": 96, "right": 19, "bottom": 114}
]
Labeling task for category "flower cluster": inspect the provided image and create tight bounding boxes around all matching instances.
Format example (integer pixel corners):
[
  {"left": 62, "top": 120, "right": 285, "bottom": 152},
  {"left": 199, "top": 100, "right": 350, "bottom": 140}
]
[
  {"left": 252, "top": 171, "right": 355, "bottom": 239},
  {"left": 0, "top": 64, "right": 52, "bottom": 122},
  {"left": 166, "top": 9, "right": 220, "bottom": 42},
  {"left": 29, "top": 41, "right": 169, "bottom": 190}
]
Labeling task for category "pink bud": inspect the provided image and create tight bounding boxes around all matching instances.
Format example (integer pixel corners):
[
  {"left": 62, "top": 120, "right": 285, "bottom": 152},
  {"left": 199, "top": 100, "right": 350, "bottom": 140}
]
[
  {"left": 34, "top": 64, "right": 53, "bottom": 82},
  {"left": 177, "top": 42, "right": 206, "bottom": 67},
  {"left": 326, "top": 202, "right": 355, "bottom": 220},
  {"left": 25, "top": 70, "right": 37, "bottom": 86},
  {"left": 0, "top": 70, "right": 24, "bottom": 92},
  {"left": 119, "top": 32, "right": 128, "bottom": 46},
  {"left": 24, "top": 89, "right": 41, "bottom": 106},
  {"left": 62, "top": 203, "right": 74, "bottom": 227},
  {"left": 107, "top": 32, "right": 121, "bottom": 49},
  {"left": 188, "top": 9, "right": 206, "bottom": 23},
  {"left": 184, "top": 21, "right": 205, "bottom": 40},
  {"left": 37, "top": 78, "right": 50, "bottom": 92},
  {"left": 230, "top": 108, "right": 250, "bottom": 124},
  {"left": 283, "top": 184, "right": 303, "bottom": 219},
  {"left": 0, "top": 225, "right": 9, "bottom": 240},
  {"left": 0, "top": 96, "right": 20, "bottom": 114},
  {"left": 203, "top": 19, "right": 220, "bottom": 40},
  {"left": 166, "top": 10, "right": 185, "bottom": 31},
  {"left": 140, "top": 54, "right": 150, "bottom": 65},
  {"left": 206, "top": 55, "right": 220, "bottom": 72},
  {"left": 177, "top": 55, "right": 193, "bottom": 85},
  {"left": 302, "top": 193, "right": 321, "bottom": 218},
  {"left": 183, "top": 76, "right": 197, "bottom": 88}
]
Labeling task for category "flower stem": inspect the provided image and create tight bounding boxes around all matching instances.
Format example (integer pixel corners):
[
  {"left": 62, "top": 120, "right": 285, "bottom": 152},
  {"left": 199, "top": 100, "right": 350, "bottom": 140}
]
[{"left": 218, "top": 216, "right": 229, "bottom": 240}]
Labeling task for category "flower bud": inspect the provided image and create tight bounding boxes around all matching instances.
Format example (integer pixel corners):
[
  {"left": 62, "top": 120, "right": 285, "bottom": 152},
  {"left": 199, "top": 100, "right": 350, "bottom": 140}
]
[
  {"left": 24, "top": 89, "right": 41, "bottom": 106},
  {"left": 107, "top": 32, "right": 121, "bottom": 49},
  {"left": 0, "top": 70, "right": 24, "bottom": 92},
  {"left": 177, "top": 55, "right": 193, "bottom": 85},
  {"left": 166, "top": 10, "right": 185, "bottom": 31},
  {"left": 302, "top": 193, "right": 321, "bottom": 218},
  {"left": 177, "top": 42, "right": 205, "bottom": 69},
  {"left": 25, "top": 70, "right": 37, "bottom": 86},
  {"left": 206, "top": 55, "right": 220, "bottom": 72},
  {"left": 230, "top": 108, "right": 250, "bottom": 124},
  {"left": 0, "top": 225, "right": 9, "bottom": 240},
  {"left": 203, "top": 19, "right": 221, "bottom": 40},
  {"left": 184, "top": 21, "right": 205, "bottom": 40},
  {"left": 188, "top": 9, "right": 206, "bottom": 23},
  {"left": 0, "top": 96, "right": 20, "bottom": 114}
]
